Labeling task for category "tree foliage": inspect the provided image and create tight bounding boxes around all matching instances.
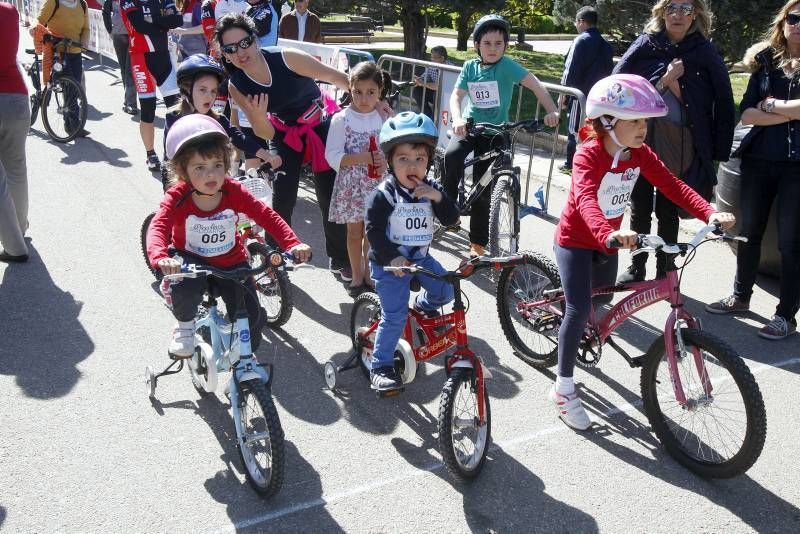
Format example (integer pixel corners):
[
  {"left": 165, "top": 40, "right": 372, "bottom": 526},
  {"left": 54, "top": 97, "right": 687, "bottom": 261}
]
[
  {"left": 438, "top": 0, "right": 505, "bottom": 50},
  {"left": 552, "top": 0, "right": 787, "bottom": 64}
]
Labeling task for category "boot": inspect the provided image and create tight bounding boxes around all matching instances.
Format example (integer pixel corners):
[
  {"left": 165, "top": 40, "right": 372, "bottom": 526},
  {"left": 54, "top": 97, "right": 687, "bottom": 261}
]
[{"left": 616, "top": 253, "right": 646, "bottom": 285}]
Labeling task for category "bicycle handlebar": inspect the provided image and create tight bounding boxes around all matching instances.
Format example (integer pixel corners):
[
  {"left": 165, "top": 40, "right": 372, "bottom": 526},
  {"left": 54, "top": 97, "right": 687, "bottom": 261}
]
[
  {"left": 606, "top": 223, "right": 748, "bottom": 254},
  {"left": 466, "top": 117, "right": 545, "bottom": 136},
  {"left": 237, "top": 162, "right": 284, "bottom": 183},
  {"left": 43, "top": 34, "right": 88, "bottom": 52},
  {"left": 163, "top": 250, "right": 305, "bottom": 281},
  {"left": 383, "top": 255, "right": 525, "bottom": 281}
]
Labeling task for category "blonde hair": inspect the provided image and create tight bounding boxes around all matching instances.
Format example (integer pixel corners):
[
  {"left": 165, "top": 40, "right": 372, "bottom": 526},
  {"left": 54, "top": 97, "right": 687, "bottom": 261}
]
[
  {"left": 643, "top": 0, "right": 713, "bottom": 37},
  {"left": 762, "top": 0, "right": 800, "bottom": 71}
]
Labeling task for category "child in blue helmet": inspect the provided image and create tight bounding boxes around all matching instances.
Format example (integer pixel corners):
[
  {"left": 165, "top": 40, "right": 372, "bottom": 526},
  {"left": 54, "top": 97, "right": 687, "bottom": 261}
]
[{"left": 364, "top": 112, "right": 460, "bottom": 391}]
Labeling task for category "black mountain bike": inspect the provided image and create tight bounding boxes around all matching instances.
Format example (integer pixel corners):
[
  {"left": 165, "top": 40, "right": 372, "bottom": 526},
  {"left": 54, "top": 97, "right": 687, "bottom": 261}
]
[{"left": 24, "top": 35, "right": 88, "bottom": 143}]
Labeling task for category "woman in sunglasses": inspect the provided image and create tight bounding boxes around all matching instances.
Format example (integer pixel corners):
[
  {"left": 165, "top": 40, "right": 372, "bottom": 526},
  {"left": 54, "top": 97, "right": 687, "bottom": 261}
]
[
  {"left": 213, "top": 12, "right": 353, "bottom": 280},
  {"left": 612, "top": 0, "right": 735, "bottom": 282},
  {"left": 706, "top": 0, "right": 800, "bottom": 340}
]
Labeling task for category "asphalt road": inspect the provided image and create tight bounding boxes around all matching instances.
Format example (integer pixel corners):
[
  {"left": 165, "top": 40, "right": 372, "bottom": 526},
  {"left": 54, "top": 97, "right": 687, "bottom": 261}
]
[{"left": 1, "top": 37, "right": 799, "bottom": 533}]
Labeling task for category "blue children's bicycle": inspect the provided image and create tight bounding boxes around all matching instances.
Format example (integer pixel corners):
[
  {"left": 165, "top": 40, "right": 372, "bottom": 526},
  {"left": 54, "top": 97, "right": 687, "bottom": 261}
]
[{"left": 145, "top": 257, "right": 287, "bottom": 497}]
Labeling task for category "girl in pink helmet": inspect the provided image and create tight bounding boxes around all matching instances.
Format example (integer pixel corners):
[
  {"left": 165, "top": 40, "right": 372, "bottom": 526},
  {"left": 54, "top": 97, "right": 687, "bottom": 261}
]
[
  {"left": 549, "top": 74, "right": 735, "bottom": 430},
  {"left": 146, "top": 114, "right": 312, "bottom": 358}
]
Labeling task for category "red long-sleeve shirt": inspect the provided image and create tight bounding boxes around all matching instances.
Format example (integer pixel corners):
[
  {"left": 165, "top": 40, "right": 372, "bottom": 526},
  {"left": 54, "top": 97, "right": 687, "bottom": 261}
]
[
  {"left": 555, "top": 139, "right": 715, "bottom": 254},
  {"left": 147, "top": 178, "right": 301, "bottom": 268}
]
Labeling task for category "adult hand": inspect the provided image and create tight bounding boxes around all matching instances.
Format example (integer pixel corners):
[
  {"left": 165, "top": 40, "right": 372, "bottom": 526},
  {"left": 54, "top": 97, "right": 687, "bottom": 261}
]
[
  {"left": 414, "top": 75, "right": 423, "bottom": 87},
  {"left": 229, "top": 84, "right": 268, "bottom": 119},
  {"left": 255, "top": 149, "right": 282, "bottom": 169},
  {"left": 543, "top": 111, "right": 560, "bottom": 127},
  {"left": 452, "top": 118, "right": 467, "bottom": 137},
  {"left": 158, "top": 257, "right": 182, "bottom": 275},
  {"left": 663, "top": 58, "right": 684, "bottom": 85},
  {"left": 289, "top": 243, "right": 312, "bottom": 264},
  {"left": 606, "top": 230, "right": 639, "bottom": 249},
  {"left": 389, "top": 256, "right": 411, "bottom": 277},
  {"left": 709, "top": 212, "right": 736, "bottom": 231}
]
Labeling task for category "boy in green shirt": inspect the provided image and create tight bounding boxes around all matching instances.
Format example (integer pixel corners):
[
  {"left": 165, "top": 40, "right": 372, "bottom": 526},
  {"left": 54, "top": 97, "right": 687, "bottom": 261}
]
[{"left": 444, "top": 14, "right": 559, "bottom": 257}]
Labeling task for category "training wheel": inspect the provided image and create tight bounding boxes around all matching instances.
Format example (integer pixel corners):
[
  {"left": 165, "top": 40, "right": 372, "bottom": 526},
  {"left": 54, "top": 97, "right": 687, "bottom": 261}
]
[
  {"left": 145, "top": 366, "right": 156, "bottom": 398},
  {"left": 323, "top": 360, "right": 337, "bottom": 390}
]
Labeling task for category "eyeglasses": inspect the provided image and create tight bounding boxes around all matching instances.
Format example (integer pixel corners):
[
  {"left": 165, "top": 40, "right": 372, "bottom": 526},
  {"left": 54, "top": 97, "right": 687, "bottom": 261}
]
[
  {"left": 665, "top": 3, "right": 695, "bottom": 16},
  {"left": 786, "top": 13, "right": 800, "bottom": 26},
  {"left": 220, "top": 35, "right": 255, "bottom": 55}
]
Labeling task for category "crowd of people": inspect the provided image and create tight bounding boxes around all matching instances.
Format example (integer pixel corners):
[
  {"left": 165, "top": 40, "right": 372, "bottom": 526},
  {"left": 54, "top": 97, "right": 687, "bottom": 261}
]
[{"left": 4, "top": 0, "right": 799, "bottom": 420}]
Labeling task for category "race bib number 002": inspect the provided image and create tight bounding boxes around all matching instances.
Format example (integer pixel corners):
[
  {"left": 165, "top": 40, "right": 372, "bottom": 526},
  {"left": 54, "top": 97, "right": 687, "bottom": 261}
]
[
  {"left": 185, "top": 209, "right": 238, "bottom": 257},
  {"left": 467, "top": 80, "right": 500, "bottom": 109}
]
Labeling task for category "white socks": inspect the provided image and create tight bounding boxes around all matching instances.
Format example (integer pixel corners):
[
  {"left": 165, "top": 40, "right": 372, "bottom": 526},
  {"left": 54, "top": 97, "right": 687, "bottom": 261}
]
[{"left": 555, "top": 375, "right": 575, "bottom": 396}]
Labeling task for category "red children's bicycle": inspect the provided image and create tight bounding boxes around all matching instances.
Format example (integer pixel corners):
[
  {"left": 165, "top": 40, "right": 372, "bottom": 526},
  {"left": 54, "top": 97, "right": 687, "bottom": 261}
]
[
  {"left": 324, "top": 258, "right": 514, "bottom": 481},
  {"left": 495, "top": 224, "right": 767, "bottom": 479}
]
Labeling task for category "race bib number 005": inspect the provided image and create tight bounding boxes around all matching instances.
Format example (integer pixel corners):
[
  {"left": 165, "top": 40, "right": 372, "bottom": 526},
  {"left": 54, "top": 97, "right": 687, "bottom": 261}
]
[{"left": 185, "top": 209, "right": 238, "bottom": 257}]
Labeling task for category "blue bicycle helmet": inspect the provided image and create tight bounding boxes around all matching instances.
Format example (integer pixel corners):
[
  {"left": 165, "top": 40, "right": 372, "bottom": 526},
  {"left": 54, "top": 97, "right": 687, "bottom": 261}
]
[
  {"left": 473, "top": 14, "right": 511, "bottom": 43},
  {"left": 379, "top": 111, "right": 438, "bottom": 155}
]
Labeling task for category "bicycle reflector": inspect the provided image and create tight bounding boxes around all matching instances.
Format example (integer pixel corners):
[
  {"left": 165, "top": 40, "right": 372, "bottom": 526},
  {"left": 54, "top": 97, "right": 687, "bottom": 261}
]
[{"left": 269, "top": 252, "right": 283, "bottom": 266}]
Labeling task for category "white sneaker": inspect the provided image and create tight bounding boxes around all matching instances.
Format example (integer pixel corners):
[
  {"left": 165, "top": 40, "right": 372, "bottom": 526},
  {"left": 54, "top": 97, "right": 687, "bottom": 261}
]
[
  {"left": 548, "top": 386, "right": 592, "bottom": 431},
  {"left": 168, "top": 321, "right": 195, "bottom": 358}
]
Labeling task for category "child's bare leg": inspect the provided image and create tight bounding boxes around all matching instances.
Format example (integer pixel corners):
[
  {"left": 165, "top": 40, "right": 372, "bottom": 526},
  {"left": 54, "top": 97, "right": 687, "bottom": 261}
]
[{"left": 346, "top": 222, "right": 366, "bottom": 287}]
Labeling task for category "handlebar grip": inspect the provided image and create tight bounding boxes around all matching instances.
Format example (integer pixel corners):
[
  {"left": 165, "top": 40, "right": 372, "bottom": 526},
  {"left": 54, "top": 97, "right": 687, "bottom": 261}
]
[{"left": 606, "top": 237, "right": 623, "bottom": 248}]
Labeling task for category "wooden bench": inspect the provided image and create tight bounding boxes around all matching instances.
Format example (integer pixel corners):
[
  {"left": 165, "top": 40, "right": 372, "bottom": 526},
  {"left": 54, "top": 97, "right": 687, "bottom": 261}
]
[
  {"left": 320, "top": 20, "right": 374, "bottom": 43},
  {"left": 347, "top": 15, "right": 383, "bottom": 32}
]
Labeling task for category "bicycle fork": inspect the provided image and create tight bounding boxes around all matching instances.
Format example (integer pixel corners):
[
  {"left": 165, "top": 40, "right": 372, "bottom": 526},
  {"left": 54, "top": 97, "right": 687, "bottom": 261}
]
[{"left": 664, "top": 313, "right": 713, "bottom": 406}]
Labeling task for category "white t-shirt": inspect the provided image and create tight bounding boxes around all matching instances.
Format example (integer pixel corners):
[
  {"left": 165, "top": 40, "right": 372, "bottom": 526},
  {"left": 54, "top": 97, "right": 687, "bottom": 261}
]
[{"left": 296, "top": 10, "right": 308, "bottom": 41}]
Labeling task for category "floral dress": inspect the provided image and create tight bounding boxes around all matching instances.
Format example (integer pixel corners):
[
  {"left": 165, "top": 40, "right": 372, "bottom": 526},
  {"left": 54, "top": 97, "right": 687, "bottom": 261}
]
[{"left": 327, "top": 107, "right": 386, "bottom": 224}]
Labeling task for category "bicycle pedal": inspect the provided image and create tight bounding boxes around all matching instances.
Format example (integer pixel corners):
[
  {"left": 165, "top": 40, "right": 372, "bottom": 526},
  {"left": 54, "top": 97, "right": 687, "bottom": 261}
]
[
  {"left": 376, "top": 387, "right": 404, "bottom": 398},
  {"left": 167, "top": 351, "right": 193, "bottom": 360}
]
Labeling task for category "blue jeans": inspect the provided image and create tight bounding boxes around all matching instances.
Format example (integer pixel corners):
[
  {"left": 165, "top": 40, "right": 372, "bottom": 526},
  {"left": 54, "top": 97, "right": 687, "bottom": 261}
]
[
  {"left": 369, "top": 255, "right": 454, "bottom": 369},
  {"left": 62, "top": 52, "right": 84, "bottom": 131}
]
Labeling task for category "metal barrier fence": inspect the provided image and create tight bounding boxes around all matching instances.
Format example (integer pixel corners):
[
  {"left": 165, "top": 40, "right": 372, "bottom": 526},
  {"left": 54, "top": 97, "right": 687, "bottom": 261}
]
[{"left": 377, "top": 54, "right": 586, "bottom": 218}]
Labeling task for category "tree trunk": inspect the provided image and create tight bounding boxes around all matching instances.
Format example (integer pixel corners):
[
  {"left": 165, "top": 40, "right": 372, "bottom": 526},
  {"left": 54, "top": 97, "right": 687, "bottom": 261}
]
[
  {"left": 455, "top": 11, "right": 473, "bottom": 51},
  {"left": 399, "top": 7, "right": 426, "bottom": 59}
]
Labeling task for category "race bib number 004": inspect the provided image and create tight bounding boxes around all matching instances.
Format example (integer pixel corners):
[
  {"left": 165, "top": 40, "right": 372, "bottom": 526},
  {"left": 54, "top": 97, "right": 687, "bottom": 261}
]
[
  {"left": 389, "top": 203, "right": 434, "bottom": 246},
  {"left": 597, "top": 167, "right": 640, "bottom": 219},
  {"left": 185, "top": 209, "right": 238, "bottom": 257},
  {"left": 467, "top": 80, "right": 500, "bottom": 109}
]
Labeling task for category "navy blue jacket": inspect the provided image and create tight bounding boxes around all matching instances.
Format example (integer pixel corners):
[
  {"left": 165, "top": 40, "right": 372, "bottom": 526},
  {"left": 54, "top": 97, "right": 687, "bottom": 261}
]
[
  {"left": 561, "top": 27, "right": 614, "bottom": 98},
  {"left": 613, "top": 31, "right": 736, "bottom": 193}
]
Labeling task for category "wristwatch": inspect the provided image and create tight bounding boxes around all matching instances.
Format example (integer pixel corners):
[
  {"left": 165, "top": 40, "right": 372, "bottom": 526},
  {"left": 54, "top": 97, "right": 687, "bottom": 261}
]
[{"left": 765, "top": 98, "right": 776, "bottom": 113}]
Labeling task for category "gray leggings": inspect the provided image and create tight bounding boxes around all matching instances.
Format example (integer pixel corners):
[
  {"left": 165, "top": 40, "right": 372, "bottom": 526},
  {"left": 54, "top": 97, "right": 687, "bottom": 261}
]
[{"left": 554, "top": 242, "right": 618, "bottom": 378}]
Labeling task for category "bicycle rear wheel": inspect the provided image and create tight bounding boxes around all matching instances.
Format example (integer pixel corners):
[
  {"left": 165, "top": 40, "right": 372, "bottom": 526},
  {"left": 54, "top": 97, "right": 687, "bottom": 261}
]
[
  {"left": 233, "top": 381, "right": 285, "bottom": 497},
  {"left": 641, "top": 328, "right": 766, "bottom": 478},
  {"left": 350, "top": 291, "right": 382, "bottom": 377},
  {"left": 140, "top": 212, "right": 162, "bottom": 280},
  {"left": 247, "top": 242, "right": 293, "bottom": 327},
  {"left": 438, "top": 368, "right": 491, "bottom": 481},
  {"left": 42, "top": 76, "right": 87, "bottom": 143},
  {"left": 496, "top": 253, "right": 562, "bottom": 367},
  {"left": 488, "top": 176, "right": 518, "bottom": 257}
]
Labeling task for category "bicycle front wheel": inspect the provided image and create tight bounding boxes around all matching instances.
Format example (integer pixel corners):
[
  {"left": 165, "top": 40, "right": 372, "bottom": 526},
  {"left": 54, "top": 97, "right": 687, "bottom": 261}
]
[
  {"left": 42, "top": 76, "right": 87, "bottom": 143},
  {"left": 233, "top": 381, "right": 285, "bottom": 497},
  {"left": 488, "top": 176, "right": 518, "bottom": 257},
  {"left": 438, "top": 368, "right": 491, "bottom": 481},
  {"left": 496, "top": 253, "right": 562, "bottom": 367},
  {"left": 641, "top": 328, "right": 766, "bottom": 478},
  {"left": 247, "top": 242, "right": 293, "bottom": 327}
]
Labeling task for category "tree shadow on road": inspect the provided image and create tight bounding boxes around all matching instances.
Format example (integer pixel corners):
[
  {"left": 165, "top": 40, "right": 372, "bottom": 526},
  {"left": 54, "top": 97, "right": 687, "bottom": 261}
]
[{"left": 0, "top": 243, "right": 94, "bottom": 398}]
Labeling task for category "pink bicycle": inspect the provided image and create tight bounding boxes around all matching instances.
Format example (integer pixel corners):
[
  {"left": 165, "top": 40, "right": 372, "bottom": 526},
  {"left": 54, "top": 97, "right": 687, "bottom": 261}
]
[{"left": 496, "top": 223, "right": 766, "bottom": 478}]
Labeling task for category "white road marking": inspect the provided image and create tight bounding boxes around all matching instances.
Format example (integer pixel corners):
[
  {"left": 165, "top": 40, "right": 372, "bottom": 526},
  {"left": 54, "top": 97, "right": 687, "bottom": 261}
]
[{"left": 214, "top": 356, "right": 800, "bottom": 532}]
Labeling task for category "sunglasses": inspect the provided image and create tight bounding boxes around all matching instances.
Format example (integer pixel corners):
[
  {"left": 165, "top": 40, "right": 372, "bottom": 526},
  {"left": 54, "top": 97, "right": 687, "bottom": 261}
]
[
  {"left": 665, "top": 3, "right": 695, "bottom": 16},
  {"left": 220, "top": 35, "right": 255, "bottom": 55},
  {"left": 786, "top": 13, "right": 800, "bottom": 26}
]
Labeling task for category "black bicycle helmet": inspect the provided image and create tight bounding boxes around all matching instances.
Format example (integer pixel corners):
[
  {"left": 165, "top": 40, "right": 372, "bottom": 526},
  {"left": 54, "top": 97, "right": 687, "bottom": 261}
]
[
  {"left": 472, "top": 14, "right": 511, "bottom": 43},
  {"left": 176, "top": 54, "right": 227, "bottom": 101}
]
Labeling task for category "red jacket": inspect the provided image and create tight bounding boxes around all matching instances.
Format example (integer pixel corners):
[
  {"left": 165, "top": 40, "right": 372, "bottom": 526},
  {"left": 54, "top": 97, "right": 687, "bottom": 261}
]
[
  {"left": 147, "top": 178, "right": 300, "bottom": 268},
  {"left": 555, "top": 139, "right": 715, "bottom": 254}
]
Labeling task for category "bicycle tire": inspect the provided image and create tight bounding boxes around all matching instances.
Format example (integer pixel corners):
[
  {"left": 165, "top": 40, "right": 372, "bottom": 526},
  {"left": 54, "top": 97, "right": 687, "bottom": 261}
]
[
  {"left": 140, "top": 211, "right": 162, "bottom": 280},
  {"left": 42, "top": 76, "right": 87, "bottom": 143},
  {"left": 233, "top": 381, "right": 285, "bottom": 497},
  {"left": 350, "top": 291, "right": 382, "bottom": 377},
  {"left": 487, "top": 175, "right": 518, "bottom": 257},
  {"left": 438, "top": 368, "right": 491, "bottom": 481},
  {"left": 640, "top": 328, "right": 766, "bottom": 478},
  {"left": 496, "top": 252, "right": 562, "bottom": 368},
  {"left": 247, "top": 242, "right": 293, "bottom": 327},
  {"left": 30, "top": 94, "right": 40, "bottom": 125}
]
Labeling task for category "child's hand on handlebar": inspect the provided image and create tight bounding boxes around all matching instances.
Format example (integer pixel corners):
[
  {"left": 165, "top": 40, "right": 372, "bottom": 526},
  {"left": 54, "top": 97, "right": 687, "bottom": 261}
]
[
  {"left": 289, "top": 243, "right": 312, "bottom": 264},
  {"left": 607, "top": 230, "right": 639, "bottom": 249},
  {"left": 709, "top": 212, "right": 736, "bottom": 231},
  {"left": 158, "top": 257, "right": 182, "bottom": 275},
  {"left": 452, "top": 118, "right": 467, "bottom": 137},
  {"left": 389, "top": 256, "right": 411, "bottom": 277}
]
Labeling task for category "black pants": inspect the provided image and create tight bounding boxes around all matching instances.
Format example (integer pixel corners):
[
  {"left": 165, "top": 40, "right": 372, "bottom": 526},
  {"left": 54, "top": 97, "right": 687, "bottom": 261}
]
[
  {"left": 168, "top": 253, "right": 265, "bottom": 350},
  {"left": 62, "top": 52, "right": 84, "bottom": 131},
  {"left": 628, "top": 177, "right": 679, "bottom": 275},
  {"left": 443, "top": 132, "right": 503, "bottom": 247},
  {"left": 269, "top": 119, "right": 348, "bottom": 268},
  {"left": 111, "top": 33, "right": 137, "bottom": 109},
  {"left": 734, "top": 157, "right": 800, "bottom": 323}
]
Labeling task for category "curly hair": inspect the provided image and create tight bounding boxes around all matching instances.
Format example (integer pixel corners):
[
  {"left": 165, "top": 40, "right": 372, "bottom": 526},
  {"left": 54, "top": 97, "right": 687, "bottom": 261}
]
[{"left": 643, "top": 0, "right": 713, "bottom": 37}]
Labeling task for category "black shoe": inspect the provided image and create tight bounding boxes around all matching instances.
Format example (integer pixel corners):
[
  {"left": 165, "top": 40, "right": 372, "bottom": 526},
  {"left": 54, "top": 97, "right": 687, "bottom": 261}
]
[
  {"left": 370, "top": 366, "right": 401, "bottom": 391},
  {"left": 76, "top": 128, "right": 90, "bottom": 138},
  {"left": 616, "top": 264, "right": 645, "bottom": 285},
  {"left": 123, "top": 104, "right": 139, "bottom": 115},
  {"left": 558, "top": 163, "right": 572, "bottom": 174},
  {"left": 0, "top": 250, "right": 29, "bottom": 263}
]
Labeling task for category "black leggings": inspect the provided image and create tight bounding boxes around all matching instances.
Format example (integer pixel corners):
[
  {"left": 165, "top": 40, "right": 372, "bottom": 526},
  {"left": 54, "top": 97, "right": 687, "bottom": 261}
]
[
  {"left": 734, "top": 157, "right": 800, "bottom": 323},
  {"left": 628, "top": 177, "right": 679, "bottom": 274},
  {"left": 554, "top": 243, "right": 617, "bottom": 378}
]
